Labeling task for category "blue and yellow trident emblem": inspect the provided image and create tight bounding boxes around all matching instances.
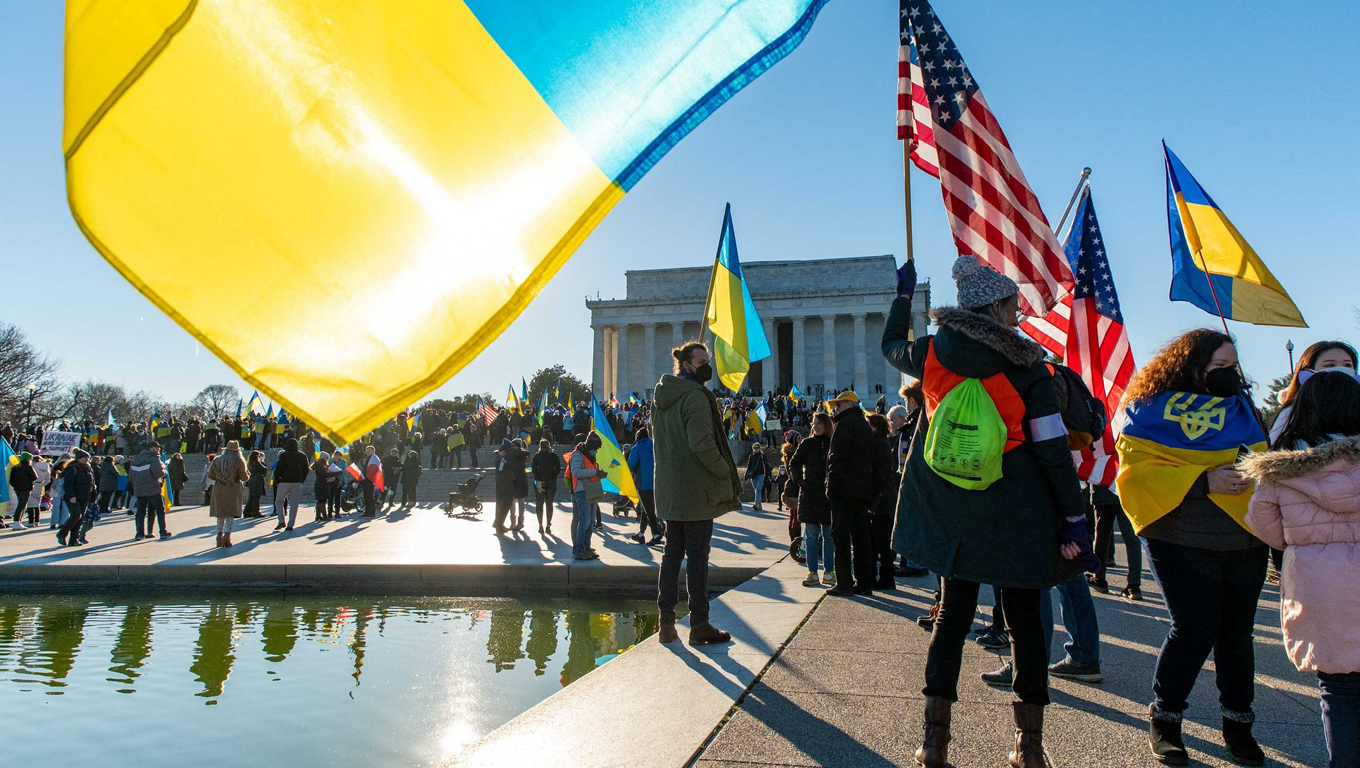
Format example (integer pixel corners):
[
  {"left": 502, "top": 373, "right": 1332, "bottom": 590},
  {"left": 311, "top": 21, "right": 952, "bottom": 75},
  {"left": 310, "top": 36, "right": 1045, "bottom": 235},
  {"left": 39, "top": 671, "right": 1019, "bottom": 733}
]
[{"left": 1162, "top": 393, "right": 1226, "bottom": 440}]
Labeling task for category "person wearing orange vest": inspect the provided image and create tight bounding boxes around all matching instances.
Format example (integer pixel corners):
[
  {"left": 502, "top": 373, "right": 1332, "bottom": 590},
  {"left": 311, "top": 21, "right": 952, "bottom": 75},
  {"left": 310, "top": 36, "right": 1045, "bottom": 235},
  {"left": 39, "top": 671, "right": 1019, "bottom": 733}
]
[
  {"left": 567, "top": 433, "right": 607, "bottom": 560},
  {"left": 883, "top": 255, "right": 1091, "bottom": 768}
]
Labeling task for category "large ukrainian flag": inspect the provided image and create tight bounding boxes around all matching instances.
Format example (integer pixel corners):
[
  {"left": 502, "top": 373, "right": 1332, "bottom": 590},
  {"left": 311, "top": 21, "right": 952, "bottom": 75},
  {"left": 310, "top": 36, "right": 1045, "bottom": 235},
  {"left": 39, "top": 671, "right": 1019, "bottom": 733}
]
[
  {"left": 63, "top": 0, "right": 828, "bottom": 444},
  {"left": 1114, "top": 391, "right": 1268, "bottom": 534},
  {"left": 1163, "top": 143, "right": 1306, "bottom": 327},
  {"left": 705, "top": 204, "right": 771, "bottom": 392}
]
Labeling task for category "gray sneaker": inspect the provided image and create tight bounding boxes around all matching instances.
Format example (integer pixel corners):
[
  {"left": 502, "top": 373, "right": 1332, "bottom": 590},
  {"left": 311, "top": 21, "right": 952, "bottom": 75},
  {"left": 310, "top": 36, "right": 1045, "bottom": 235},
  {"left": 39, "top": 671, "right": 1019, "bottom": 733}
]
[
  {"left": 981, "top": 661, "right": 1013, "bottom": 687},
  {"left": 1048, "top": 658, "right": 1103, "bottom": 683}
]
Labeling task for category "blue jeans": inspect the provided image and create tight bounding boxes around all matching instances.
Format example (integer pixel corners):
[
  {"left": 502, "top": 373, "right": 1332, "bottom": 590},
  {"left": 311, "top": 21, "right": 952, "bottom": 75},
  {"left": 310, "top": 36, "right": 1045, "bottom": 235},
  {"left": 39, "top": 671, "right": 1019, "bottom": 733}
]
[
  {"left": 803, "top": 522, "right": 834, "bottom": 574},
  {"left": 571, "top": 490, "right": 593, "bottom": 557},
  {"left": 751, "top": 475, "right": 766, "bottom": 504},
  {"left": 1320, "top": 671, "right": 1360, "bottom": 768},
  {"left": 1041, "top": 571, "right": 1101, "bottom": 665}
]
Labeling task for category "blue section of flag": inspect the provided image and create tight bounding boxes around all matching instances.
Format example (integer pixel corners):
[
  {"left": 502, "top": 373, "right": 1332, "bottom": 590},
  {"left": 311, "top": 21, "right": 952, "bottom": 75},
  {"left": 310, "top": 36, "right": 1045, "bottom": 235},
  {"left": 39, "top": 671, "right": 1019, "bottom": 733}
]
[{"left": 1066, "top": 191, "right": 1123, "bottom": 324}]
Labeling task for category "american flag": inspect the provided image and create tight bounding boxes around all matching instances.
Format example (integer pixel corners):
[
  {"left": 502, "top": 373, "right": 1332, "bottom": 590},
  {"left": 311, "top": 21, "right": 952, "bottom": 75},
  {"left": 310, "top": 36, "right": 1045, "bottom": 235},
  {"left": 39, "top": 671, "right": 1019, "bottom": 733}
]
[
  {"left": 898, "top": 0, "right": 1071, "bottom": 315},
  {"left": 1023, "top": 190, "right": 1134, "bottom": 485},
  {"left": 477, "top": 397, "right": 497, "bottom": 426}
]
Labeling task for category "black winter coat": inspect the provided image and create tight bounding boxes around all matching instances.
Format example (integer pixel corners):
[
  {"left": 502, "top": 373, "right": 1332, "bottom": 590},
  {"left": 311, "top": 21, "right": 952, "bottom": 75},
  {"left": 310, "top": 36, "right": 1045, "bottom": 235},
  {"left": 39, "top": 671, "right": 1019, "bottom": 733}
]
[
  {"left": 8, "top": 463, "right": 36, "bottom": 494},
  {"left": 531, "top": 450, "right": 561, "bottom": 483},
  {"left": 62, "top": 462, "right": 96, "bottom": 506},
  {"left": 274, "top": 449, "right": 311, "bottom": 484},
  {"left": 789, "top": 434, "right": 831, "bottom": 524},
  {"left": 744, "top": 451, "right": 769, "bottom": 479},
  {"left": 871, "top": 434, "right": 898, "bottom": 517},
  {"left": 882, "top": 300, "right": 1085, "bottom": 590},
  {"left": 825, "top": 406, "right": 878, "bottom": 502}
]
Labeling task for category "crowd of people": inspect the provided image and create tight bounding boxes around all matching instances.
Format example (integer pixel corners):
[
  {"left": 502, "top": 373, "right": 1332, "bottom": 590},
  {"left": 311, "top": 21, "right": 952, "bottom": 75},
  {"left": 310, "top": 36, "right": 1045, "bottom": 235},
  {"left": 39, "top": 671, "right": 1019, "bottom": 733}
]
[{"left": 4, "top": 259, "right": 1358, "bottom": 767}]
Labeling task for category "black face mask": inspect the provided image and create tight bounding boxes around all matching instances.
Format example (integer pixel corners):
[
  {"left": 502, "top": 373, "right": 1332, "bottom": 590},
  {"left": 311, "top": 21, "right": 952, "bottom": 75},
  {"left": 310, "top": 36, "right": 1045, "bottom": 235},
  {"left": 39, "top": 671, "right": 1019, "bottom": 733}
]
[
  {"left": 1204, "top": 366, "right": 1242, "bottom": 397},
  {"left": 692, "top": 363, "right": 714, "bottom": 385}
]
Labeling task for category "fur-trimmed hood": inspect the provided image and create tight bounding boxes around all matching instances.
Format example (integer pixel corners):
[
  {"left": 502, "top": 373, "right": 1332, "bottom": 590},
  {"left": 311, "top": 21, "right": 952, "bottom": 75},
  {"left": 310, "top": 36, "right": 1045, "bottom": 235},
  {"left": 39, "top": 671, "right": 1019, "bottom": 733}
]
[
  {"left": 930, "top": 306, "right": 1046, "bottom": 370},
  {"left": 1238, "top": 435, "right": 1360, "bottom": 483}
]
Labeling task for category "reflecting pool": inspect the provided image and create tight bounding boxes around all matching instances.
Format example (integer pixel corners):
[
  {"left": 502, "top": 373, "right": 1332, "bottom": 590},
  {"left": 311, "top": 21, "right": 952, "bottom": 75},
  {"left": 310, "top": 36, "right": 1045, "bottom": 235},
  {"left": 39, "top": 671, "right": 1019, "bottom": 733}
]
[{"left": 0, "top": 595, "right": 677, "bottom": 767}]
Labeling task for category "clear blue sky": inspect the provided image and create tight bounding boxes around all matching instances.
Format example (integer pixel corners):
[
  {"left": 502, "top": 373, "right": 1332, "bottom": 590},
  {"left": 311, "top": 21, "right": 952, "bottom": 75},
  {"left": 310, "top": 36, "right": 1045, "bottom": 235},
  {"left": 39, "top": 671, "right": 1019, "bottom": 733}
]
[{"left": 4, "top": 2, "right": 1358, "bottom": 405}]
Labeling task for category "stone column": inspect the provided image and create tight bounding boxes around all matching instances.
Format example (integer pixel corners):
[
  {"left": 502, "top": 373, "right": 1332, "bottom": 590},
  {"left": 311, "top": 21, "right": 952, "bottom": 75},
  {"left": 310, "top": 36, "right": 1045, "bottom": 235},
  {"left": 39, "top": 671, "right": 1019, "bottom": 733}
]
[
  {"left": 614, "top": 324, "right": 630, "bottom": 399},
  {"left": 762, "top": 318, "right": 779, "bottom": 394},
  {"left": 884, "top": 313, "right": 902, "bottom": 400},
  {"left": 604, "top": 328, "right": 616, "bottom": 398},
  {"left": 792, "top": 316, "right": 807, "bottom": 392},
  {"left": 592, "top": 326, "right": 606, "bottom": 398},
  {"left": 853, "top": 313, "right": 868, "bottom": 396},
  {"left": 643, "top": 322, "right": 657, "bottom": 394},
  {"left": 822, "top": 314, "right": 838, "bottom": 394}
]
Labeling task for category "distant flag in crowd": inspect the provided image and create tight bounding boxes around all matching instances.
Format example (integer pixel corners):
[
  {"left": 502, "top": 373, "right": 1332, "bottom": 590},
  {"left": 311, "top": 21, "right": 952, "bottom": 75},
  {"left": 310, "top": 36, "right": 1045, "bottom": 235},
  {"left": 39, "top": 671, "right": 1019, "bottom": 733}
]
[
  {"left": 554, "top": 377, "right": 562, "bottom": 403},
  {"left": 404, "top": 414, "right": 415, "bottom": 432},
  {"left": 898, "top": 0, "right": 1071, "bottom": 315},
  {"left": 521, "top": 378, "right": 530, "bottom": 405},
  {"left": 1163, "top": 143, "right": 1305, "bottom": 327},
  {"left": 264, "top": 403, "right": 274, "bottom": 420},
  {"left": 64, "top": 1, "right": 830, "bottom": 444},
  {"left": 1021, "top": 188, "right": 1134, "bottom": 486},
  {"left": 537, "top": 391, "right": 550, "bottom": 427},
  {"left": 235, "top": 398, "right": 244, "bottom": 419},
  {"left": 244, "top": 390, "right": 263, "bottom": 416},
  {"left": 506, "top": 385, "right": 523, "bottom": 416},
  {"left": 103, "top": 408, "right": 118, "bottom": 430},
  {"left": 789, "top": 384, "right": 805, "bottom": 403},
  {"left": 278, "top": 410, "right": 291, "bottom": 426},
  {"left": 566, "top": 391, "right": 574, "bottom": 413},
  {"left": 628, "top": 392, "right": 641, "bottom": 406},
  {"left": 590, "top": 396, "right": 639, "bottom": 504},
  {"left": 746, "top": 402, "right": 768, "bottom": 435},
  {"left": 0, "top": 437, "right": 16, "bottom": 517},
  {"left": 477, "top": 397, "right": 498, "bottom": 426},
  {"left": 705, "top": 204, "right": 771, "bottom": 392}
]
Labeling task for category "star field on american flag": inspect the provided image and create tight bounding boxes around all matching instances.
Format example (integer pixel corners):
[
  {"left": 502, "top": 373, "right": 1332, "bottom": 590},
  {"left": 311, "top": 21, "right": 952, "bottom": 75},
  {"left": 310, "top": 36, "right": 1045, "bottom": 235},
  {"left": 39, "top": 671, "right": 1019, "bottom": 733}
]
[
  {"left": 1069, "top": 197, "right": 1124, "bottom": 324},
  {"left": 903, "top": 4, "right": 977, "bottom": 130}
]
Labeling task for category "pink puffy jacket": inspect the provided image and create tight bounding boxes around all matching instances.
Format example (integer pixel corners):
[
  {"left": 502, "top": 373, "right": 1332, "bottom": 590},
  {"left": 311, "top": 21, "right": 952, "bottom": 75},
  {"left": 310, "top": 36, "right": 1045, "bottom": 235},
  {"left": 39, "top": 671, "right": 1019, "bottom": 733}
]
[{"left": 1239, "top": 436, "right": 1360, "bottom": 674}]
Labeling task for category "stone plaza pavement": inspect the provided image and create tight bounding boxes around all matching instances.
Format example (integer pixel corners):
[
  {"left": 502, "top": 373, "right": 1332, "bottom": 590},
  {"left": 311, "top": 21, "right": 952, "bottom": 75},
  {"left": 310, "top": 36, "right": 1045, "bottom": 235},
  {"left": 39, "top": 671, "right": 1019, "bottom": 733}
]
[
  {"left": 691, "top": 566, "right": 1327, "bottom": 768},
  {"left": 0, "top": 500, "right": 793, "bottom": 590}
]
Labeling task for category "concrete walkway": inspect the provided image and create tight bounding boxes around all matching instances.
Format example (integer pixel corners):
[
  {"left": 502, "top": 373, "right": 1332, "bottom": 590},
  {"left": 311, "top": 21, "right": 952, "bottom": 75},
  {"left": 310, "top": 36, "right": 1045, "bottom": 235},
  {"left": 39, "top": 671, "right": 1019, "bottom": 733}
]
[
  {"left": 0, "top": 501, "right": 793, "bottom": 590},
  {"left": 693, "top": 568, "right": 1325, "bottom": 768}
]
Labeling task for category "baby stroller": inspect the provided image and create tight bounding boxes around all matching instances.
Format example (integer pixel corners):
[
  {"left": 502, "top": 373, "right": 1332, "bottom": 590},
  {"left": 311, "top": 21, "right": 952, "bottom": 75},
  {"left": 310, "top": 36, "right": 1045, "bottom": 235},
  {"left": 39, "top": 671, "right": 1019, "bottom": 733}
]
[
  {"left": 338, "top": 480, "right": 362, "bottom": 513},
  {"left": 444, "top": 472, "right": 485, "bottom": 518}
]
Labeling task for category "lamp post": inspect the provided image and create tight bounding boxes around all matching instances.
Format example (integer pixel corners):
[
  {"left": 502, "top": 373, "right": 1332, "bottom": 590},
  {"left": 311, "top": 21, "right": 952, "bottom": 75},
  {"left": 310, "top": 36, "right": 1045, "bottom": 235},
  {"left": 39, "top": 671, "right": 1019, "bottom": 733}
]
[
  {"left": 1286, "top": 339, "right": 1295, "bottom": 372},
  {"left": 25, "top": 382, "right": 36, "bottom": 432}
]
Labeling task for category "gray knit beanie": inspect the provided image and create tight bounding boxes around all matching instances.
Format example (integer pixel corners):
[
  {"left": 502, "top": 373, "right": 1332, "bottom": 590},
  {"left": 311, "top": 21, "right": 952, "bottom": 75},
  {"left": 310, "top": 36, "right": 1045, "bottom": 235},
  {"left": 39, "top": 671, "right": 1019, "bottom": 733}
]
[{"left": 952, "top": 255, "right": 1018, "bottom": 309}]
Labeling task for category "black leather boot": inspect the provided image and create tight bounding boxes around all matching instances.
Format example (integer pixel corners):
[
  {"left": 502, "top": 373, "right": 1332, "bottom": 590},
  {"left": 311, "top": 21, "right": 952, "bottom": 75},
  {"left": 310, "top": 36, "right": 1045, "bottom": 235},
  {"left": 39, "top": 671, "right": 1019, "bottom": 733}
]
[
  {"left": 1008, "top": 702, "right": 1052, "bottom": 768},
  {"left": 913, "top": 696, "right": 951, "bottom": 767},
  {"left": 1148, "top": 704, "right": 1189, "bottom": 765},
  {"left": 1222, "top": 711, "right": 1264, "bottom": 766}
]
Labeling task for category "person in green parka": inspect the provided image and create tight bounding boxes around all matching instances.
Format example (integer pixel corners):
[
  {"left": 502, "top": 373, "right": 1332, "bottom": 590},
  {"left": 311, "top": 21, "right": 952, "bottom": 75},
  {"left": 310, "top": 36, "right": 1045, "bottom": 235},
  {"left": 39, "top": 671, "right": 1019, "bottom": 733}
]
[{"left": 651, "top": 340, "right": 740, "bottom": 647}]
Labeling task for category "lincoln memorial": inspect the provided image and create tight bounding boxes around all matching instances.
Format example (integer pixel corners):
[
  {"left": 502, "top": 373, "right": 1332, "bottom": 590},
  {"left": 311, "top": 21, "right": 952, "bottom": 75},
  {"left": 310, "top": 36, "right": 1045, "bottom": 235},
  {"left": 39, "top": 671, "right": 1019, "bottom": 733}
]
[{"left": 586, "top": 255, "right": 932, "bottom": 402}]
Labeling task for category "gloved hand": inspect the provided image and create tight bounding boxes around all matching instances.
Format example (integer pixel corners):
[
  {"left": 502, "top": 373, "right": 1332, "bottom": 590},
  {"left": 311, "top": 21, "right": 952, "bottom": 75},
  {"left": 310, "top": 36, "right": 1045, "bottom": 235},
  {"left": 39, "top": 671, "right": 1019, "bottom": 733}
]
[{"left": 1059, "top": 516, "right": 1100, "bottom": 573}]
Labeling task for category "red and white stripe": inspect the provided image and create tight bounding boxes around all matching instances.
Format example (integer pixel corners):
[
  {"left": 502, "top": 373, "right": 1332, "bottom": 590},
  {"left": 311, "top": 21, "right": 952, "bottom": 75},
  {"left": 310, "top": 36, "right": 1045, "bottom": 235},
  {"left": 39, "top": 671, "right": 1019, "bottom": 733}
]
[
  {"left": 1023, "top": 295, "right": 1135, "bottom": 486},
  {"left": 898, "top": 39, "right": 939, "bottom": 175}
]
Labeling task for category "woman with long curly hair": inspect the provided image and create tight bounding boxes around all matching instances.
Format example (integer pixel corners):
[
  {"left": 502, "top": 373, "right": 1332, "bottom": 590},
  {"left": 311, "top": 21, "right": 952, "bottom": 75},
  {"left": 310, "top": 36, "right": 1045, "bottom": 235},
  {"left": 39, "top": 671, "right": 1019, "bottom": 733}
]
[{"left": 1115, "top": 329, "right": 1269, "bottom": 766}]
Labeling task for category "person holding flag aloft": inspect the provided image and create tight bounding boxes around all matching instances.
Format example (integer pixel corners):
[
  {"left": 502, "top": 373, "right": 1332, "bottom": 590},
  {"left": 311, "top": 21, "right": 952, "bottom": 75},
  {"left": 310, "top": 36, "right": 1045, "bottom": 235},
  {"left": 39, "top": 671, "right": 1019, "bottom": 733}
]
[
  {"left": 882, "top": 255, "right": 1091, "bottom": 768},
  {"left": 652, "top": 340, "right": 740, "bottom": 646}
]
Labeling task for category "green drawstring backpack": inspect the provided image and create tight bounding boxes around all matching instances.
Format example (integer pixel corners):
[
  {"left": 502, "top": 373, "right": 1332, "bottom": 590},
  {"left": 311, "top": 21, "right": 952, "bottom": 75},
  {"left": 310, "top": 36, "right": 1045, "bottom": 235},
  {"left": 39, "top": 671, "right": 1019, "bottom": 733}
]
[{"left": 923, "top": 378, "right": 1007, "bottom": 490}]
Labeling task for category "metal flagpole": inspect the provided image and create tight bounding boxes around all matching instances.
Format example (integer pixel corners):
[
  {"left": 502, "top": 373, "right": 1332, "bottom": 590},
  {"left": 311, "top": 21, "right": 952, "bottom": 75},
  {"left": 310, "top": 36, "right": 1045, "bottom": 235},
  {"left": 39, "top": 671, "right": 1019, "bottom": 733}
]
[{"left": 1053, "top": 167, "right": 1093, "bottom": 240}]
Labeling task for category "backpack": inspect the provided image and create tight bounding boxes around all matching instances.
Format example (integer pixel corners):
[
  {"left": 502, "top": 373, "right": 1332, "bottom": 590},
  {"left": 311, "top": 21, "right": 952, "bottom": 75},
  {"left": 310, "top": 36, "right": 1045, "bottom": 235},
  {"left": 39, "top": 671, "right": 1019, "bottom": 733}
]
[
  {"left": 562, "top": 450, "right": 575, "bottom": 489},
  {"left": 922, "top": 377, "right": 1007, "bottom": 491},
  {"left": 1046, "top": 364, "right": 1108, "bottom": 451}
]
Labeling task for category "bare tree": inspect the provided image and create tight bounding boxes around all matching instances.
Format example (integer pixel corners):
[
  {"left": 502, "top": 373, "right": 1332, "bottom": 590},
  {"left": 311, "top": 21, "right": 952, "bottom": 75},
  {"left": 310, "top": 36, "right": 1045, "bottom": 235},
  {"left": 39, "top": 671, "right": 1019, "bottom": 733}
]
[
  {"left": 0, "top": 322, "right": 64, "bottom": 427},
  {"left": 191, "top": 384, "right": 240, "bottom": 420}
]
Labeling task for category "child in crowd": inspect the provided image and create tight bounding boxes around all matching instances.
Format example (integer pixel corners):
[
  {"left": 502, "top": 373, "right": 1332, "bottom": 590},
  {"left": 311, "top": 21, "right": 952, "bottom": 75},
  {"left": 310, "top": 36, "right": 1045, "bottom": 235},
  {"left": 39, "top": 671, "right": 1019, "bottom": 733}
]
[{"left": 1240, "top": 367, "right": 1360, "bottom": 768}]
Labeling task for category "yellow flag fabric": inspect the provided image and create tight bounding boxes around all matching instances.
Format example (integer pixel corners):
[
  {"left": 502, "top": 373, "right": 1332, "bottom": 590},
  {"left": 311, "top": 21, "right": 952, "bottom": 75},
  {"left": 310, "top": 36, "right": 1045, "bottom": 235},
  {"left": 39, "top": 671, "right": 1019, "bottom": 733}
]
[{"left": 64, "top": 1, "right": 826, "bottom": 442}]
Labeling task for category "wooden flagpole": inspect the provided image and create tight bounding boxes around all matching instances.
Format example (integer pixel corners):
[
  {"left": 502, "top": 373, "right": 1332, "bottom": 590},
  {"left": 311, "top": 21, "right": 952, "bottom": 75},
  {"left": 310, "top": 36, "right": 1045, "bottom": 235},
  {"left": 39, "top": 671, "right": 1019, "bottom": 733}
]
[{"left": 903, "top": 142, "right": 915, "bottom": 264}]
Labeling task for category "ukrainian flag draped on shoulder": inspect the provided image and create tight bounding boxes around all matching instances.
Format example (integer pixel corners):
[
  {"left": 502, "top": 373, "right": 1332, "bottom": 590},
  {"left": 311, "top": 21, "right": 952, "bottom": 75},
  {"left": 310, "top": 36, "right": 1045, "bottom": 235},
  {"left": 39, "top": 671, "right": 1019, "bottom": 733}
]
[
  {"left": 1114, "top": 392, "right": 1267, "bottom": 534},
  {"left": 705, "top": 205, "right": 770, "bottom": 392},
  {"left": 63, "top": 0, "right": 828, "bottom": 444},
  {"left": 590, "top": 396, "right": 639, "bottom": 503},
  {"left": 1163, "top": 143, "right": 1305, "bottom": 327}
]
